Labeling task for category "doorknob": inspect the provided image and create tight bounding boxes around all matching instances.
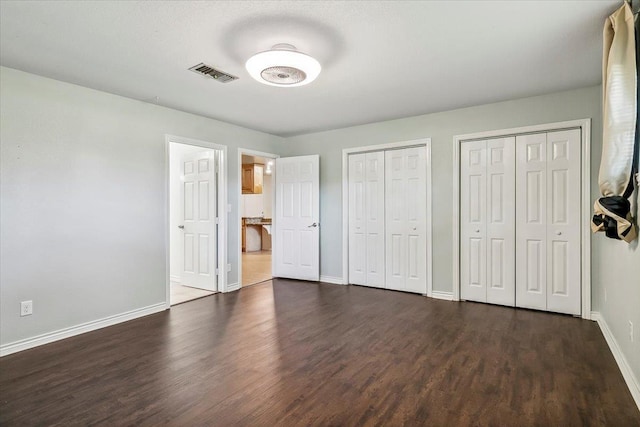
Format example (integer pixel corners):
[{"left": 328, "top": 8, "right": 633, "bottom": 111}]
[
  {"left": 475, "top": 229, "right": 480, "bottom": 233},
  {"left": 308, "top": 222, "right": 319, "bottom": 228},
  {"left": 178, "top": 225, "right": 184, "bottom": 229},
  {"left": 556, "top": 231, "right": 562, "bottom": 236}
]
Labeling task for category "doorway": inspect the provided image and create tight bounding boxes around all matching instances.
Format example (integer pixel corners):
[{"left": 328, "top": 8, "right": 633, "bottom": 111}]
[
  {"left": 167, "top": 135, "right": 227, "bottom": 305},
  {"left": 239, "top": 149, "right": 278, "bottom": 288}
]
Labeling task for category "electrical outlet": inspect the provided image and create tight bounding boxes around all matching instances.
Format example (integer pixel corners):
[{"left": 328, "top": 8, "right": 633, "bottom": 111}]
[
  {"left": 629, "top": 321, "right": 634, "bottom": 342},
  {"left": 20, "top": 300, "right": 33, "bottom": 317}
]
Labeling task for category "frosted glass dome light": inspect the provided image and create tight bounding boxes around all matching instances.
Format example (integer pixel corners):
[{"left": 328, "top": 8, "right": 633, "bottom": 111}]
[{"left": 246, "top": 44, "right": 321, "bottom": 87}]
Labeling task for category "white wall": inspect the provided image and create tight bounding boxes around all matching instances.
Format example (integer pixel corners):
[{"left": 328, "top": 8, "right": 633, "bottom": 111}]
[
  {"left": 283, "top": 86, "right": 603, "bottom": 290},
  {"left": 242, "top": 194, "right": 263, "bottom": 217},
  {"left": 0, "top": 67, "right": 284, "bottom": 347},
  {"left": 282, "top": 85, "right": 640, "bottom": 383},
  {"left": 169, "top": 142, "right": 211, "bottom": 281},
  {"left": 594, "top": 231, "right": 640, "bottom": 386},
  {"left": 263, "top": 173, "right": 273, "bottom": 219}
]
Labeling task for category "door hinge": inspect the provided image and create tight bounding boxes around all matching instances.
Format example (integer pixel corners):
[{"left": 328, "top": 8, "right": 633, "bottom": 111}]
[
  {"left": 215, "top": 268, "right": 220, "bottom": 275},
  {"left": 215, "top": 217, "right": 220, "bottom": 224}
]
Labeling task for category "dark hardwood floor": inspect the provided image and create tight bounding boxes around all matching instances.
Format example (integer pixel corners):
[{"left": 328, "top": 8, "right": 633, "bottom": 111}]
[{"left": 1, "top": 279, "right": 638, "bottom": 426}]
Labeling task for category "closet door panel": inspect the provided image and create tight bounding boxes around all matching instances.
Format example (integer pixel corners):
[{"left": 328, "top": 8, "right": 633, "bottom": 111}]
[
  {"left": 404, "top": 147, "right": 427, "bottom": 294},
  {"left": 365, "top": 151, "right": 386, "bottom": 288},
  {"left": 546, "top": 129, "right": 581, "bottom": 315},
  {"left": 516, "top": 133, "right": 547, "bottom": 310},
  {"left": 384, "top": 147, "right": 427, "bottom": 293},
  {"left": 460, "top": 140, "right": 487, "bottom": 303},
  {"left": 385, "top": 149, "right": 407, "bottom": 291},
  {"left": 486, "top": 137, "right": 515, "bottom": 306},
  {"left": 348, "top": 154, "right": 367, "bottom": 285}
]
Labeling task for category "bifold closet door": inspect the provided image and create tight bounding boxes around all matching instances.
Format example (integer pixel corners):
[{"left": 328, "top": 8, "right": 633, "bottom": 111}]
[
  {"left": 348, "top": 151, "right": 385, "bottom": 287},
  {"left": 348, "top": 154, "right": 366, "bottom": 285},
  {"left": 460, "top": 140, "right": 487, "bottom": 302},
  {"left": 516, "top": 129, "right": 581, "bottom": 315},
  {"left": 385, "top": 147, "right": 427, "bottom": 294},
  {"left": 460, "top": 138, "right": 515, "bottom": 305}
]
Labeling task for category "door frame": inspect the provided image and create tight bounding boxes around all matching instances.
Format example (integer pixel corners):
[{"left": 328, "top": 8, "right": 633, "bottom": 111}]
[
  {"left": 341, "top": 138, "right": 433, "bottom": 296},
  {"left": 165, "top": 134, "right": 228, "bottom": 307},
  {"left": 237, "top": 148, "right": 279, "bottom": 290},
  {"left": 452, "top": 119, "right": 591, "bottom": 319}
]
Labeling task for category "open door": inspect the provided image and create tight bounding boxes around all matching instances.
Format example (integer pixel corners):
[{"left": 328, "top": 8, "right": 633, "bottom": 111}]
[
  {"left": 180, "top": 151, "right": 217, "bottom": 292},
  {"left": 273, "top": 155, "right": 320, "bottom": 281}
]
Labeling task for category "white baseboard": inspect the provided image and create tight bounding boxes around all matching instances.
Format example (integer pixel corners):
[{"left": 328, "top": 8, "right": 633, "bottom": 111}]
[
  {"left": 591, "top": 311, "right": 640, "bottom": 410},
  {"left": 225, "top": 282, "right": 240, "bottom": 292},
  {"left": 0, "top": 302, "right": 168, "bottom": 357},
  {"left": 169, "top": 274, "right": 181, "bottom": 282},
  {"left": 320, "top": 275, "right": 344, "bottom": 285},
  {"left": 430, "top": 291, "right": 454, "bottom": 301}
]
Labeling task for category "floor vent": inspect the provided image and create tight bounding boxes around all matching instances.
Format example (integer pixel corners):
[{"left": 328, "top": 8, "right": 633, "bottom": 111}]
[{"left": 188, "top": 63, "right": 238, "bottom": 83}]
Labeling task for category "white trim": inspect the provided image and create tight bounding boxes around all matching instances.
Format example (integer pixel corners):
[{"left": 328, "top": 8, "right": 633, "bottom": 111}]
[
  {"left": 430, "top": 291, "right": 454, "bottom": 301},
  {"left": 452, "top": 119, "right": 591, "bottom": 320},
  {"left": 0, "top": 302, "right": 167, "bottom": 357},
  {"left": 320, "top": 275, "right": 344, "bottom": 285},
  {"left": 342, "top": 138, "right": 433, "bottom": 296},
  {"left": 226, "top": 282, "right": 241, "bottom": 292},
  {"left": 165, "top": 134, "right": 228, "bottom": 303},
  {"left": 237, "top": 148, "right": 279, "bottom": 291},
  {"left": 591, "top": 311, "right": 640, "bottom": 410},
  {"left": 169, "top": 274, "right": 181, "bottom": 283},
  {"left": 425, "top": 143, "right": 433, "bottom": 297}
]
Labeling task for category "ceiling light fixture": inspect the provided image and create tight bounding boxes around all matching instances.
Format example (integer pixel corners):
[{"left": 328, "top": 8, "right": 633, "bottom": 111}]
[{"left": 245, "top": 44, "right": 321, "bottom": 87}]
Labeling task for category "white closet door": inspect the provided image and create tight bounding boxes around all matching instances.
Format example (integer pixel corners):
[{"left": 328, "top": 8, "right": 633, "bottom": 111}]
[
  {"left": 348, "top": 154, "right": 367, "bottom": 285},
  {"left": 460, "top": 140, "right": 487, "bottom": 302},
  {"left": 385, "top": 147, "right": 427, "bottom": 294},
  {"left": 546, "top": 129, "right": 581, "bottom": 315},
  {"left": 516, "top": 133, "right": 548, "bottom": 310},
  {"left": 486, "top": 137, "right": 516, "bottom": 306},
  {"left": 364, "top": 151, "right": 386, "bottom": 288}
]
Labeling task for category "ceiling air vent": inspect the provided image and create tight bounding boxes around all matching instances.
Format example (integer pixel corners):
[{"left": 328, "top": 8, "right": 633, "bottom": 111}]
[{"left": 188, "top": 63, "right": 238, "bottom": 83}]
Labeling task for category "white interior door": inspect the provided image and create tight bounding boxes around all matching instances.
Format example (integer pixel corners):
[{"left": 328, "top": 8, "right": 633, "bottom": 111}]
[
  {"left": 486, "top": 137, "right": 515, "bottom": 306},
  {"left": 516, "top": 133, "right": 547, "bottom": 310},
  {"left": 545, "top": 129, "right": 581, "bottom": 315},
  {"left": 180, "top": 151, "right": 217, "bottom": 291},
  {"left": 348, "top": 154, "right": 367, "bottom": 285},
  {"left": 385, "top": 147, "right": 427, "bottom": 294},
  {"left": 460, "top": 140, "right": 487, "bottom": 302},
  {"left": 274, "top": 155, "right": 320, "bottom": 281}
]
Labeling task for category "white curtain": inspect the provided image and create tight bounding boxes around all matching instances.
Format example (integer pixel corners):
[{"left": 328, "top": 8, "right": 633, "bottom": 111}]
[{"left": 592, "top": 2, "right": 638, "bottom": 243}]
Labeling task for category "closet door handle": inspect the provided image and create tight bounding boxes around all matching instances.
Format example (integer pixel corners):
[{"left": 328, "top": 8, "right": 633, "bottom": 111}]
[{"left": 556, "top": 231, "right": 562, "bottom": 236}]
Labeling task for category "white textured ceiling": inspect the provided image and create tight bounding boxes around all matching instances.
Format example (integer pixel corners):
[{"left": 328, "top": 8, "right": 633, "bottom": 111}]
[{"left": 0, "top": 1, "right": 618, "bottom": 137}]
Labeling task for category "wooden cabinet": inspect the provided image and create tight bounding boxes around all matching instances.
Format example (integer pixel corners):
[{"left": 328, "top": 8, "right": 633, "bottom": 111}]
[{"left": 242, "top": 164, "right": 264, "bottom": 194}]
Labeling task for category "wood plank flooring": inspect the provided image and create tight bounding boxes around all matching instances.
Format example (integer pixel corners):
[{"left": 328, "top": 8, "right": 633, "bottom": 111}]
[
  {"left": 1, "top": 279, "right": 638, "bottom": 426},
  {"left": 241, "top": 250, "right": 271, "bottom": 287}
]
